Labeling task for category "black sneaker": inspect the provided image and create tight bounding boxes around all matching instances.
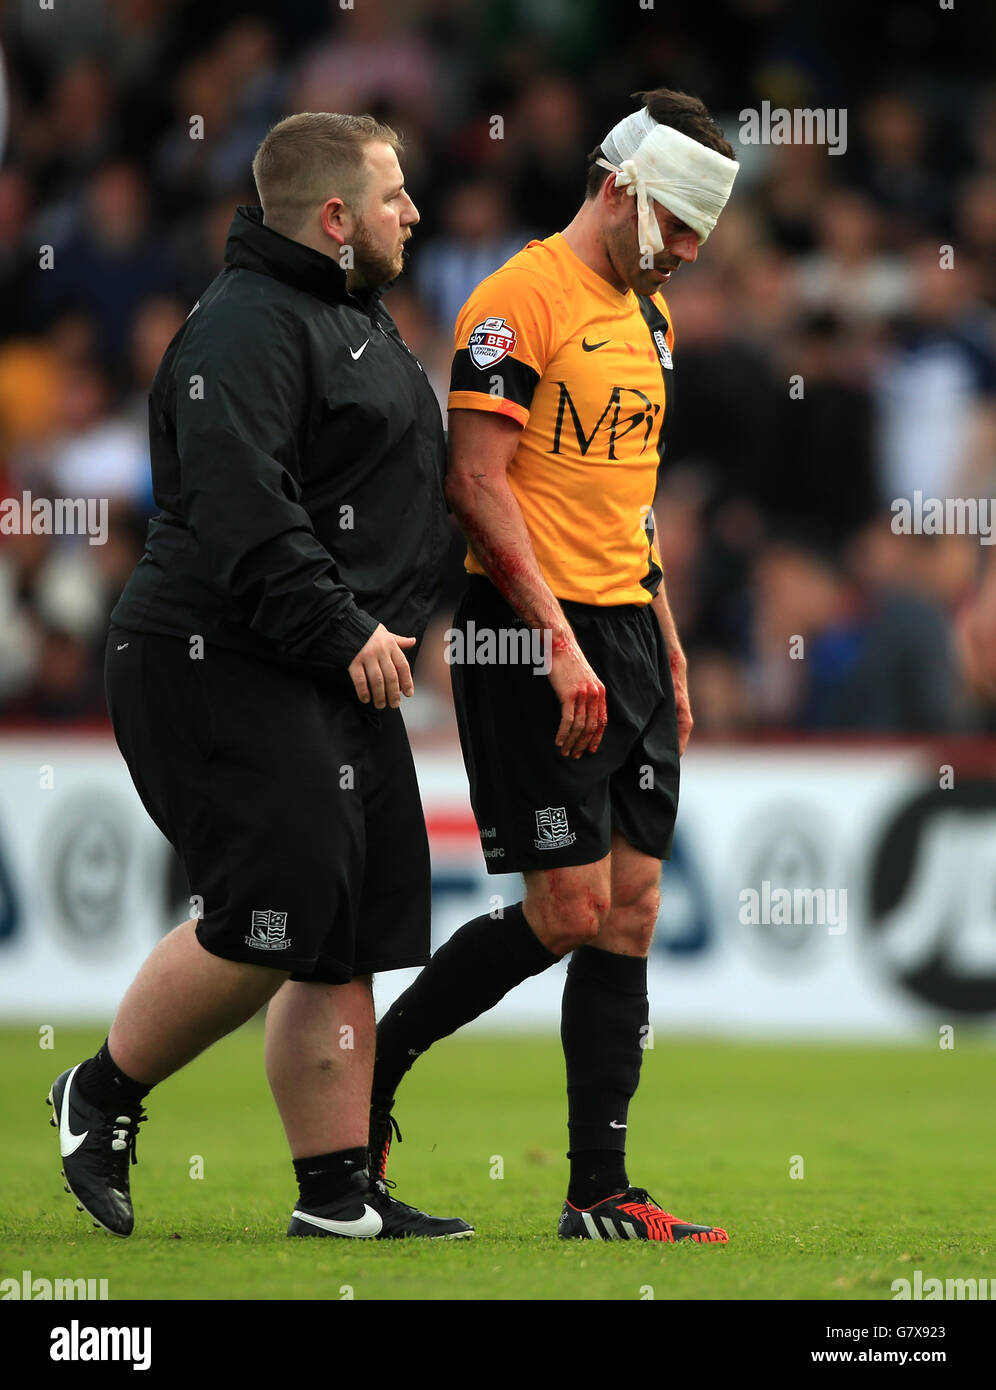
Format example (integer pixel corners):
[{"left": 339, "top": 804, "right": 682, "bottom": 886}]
[
  {"left": 368, "top": 1101, "right": 402, "bottom": 1183},
  {"left": 558, "top": 1186, "right": 729, "bottom": 1243},
  {"left": 46, "top": 1063, "right": 146, "bottom": 1238},
  {"left": 288, "top": 1169, "right": 473, "bottom": 1240}
]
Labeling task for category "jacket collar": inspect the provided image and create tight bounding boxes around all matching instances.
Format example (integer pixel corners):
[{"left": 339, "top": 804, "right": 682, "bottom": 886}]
[{"left": 223, "top": 205, "right": 383, "bottom": 310}]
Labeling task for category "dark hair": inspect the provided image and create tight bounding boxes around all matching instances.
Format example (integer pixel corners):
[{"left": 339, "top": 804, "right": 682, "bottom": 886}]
[{"left": 585, "top": 88, "right": 735, "bottom": 200}]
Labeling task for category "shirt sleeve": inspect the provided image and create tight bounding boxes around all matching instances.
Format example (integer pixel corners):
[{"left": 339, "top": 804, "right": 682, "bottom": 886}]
[
  {"left": 448, "top": 265, "right": 556, "bottom": 427},
  {"left": 172, "top": 299, "right": 379, "bottom": 669}
]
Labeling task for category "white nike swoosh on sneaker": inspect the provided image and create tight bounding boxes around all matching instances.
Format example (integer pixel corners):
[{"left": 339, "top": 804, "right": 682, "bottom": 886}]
[
  {"left": 116, "top": 643, "right": 129, "bottom": 651},
  {"left": 292, "top": 1204, "right": 383, "bottom": 1237},
  {"left": 59, "top": 1064, "right": 89, "bottom": 1157},
  {"left": 349, "top": 340, "right": 369, "bottom": 360},
  {"left": 609, "top": 1121, "right": 627, "bottom": 1129}
]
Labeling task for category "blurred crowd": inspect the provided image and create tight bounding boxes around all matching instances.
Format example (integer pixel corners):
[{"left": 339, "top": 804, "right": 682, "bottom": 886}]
[{"left": 1, "top": 0, "right": 995, "bottom": 734}]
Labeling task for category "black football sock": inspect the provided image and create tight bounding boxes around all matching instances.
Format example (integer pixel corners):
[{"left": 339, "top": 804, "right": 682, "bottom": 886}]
[
  {"left": 373, "top": 902, "right": 559, "bottom": 1105},
  {"left": 74, "top": 1038, "right": 152, "bottom": 1111},
  {"left": 567, "top": 1151, "right": 630, "bottom": 1209},
  {"left": 561, "top": 946, "right": 649, "bottom": 1207},
  {"left": 293, "top": 1147, "right": 369, "bottom": 1208}
]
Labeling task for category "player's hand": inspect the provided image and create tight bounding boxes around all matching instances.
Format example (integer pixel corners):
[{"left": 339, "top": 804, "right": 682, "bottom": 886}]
[
  {"left": 668, "top": 645, "right": 694, "bottom": 756},
  {"left": 957, "top": 600, "right": 996, "bottom": 702},
  {"left": 349, "top": 625, "right": 416, "bottom": 709},
  {"left": 548, "top": 640, "right": 607, "bottom": 758}
]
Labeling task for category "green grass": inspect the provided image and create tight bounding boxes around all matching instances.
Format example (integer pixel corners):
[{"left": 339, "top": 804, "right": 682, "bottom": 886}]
[{"left": 1, "top": 1026, "right": 994, "bottom": 1300}]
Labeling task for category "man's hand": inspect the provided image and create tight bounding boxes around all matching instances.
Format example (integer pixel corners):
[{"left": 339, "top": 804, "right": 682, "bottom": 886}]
[
  {"left": 958, "top": 600, "right": 996, "bottom": 701},
  {"left": 548, "top": 639, "right": 607, "bottom": 758},
  {"left": 348, "top": 624, "right": 416, "bottom": 709},
  {"left": 957, "top": 553, "right": 996, "bottom": 703},
  {"left": 668, "top": 645, "right": 694, "bottom": 756},
  {"left": 649, "top": 579, "right": 693, "bottom": 756}
]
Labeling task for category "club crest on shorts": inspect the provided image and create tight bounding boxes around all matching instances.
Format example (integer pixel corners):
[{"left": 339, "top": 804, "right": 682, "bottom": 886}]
[
  {"left": 246, "top": 909, "right": 291, "bottom": 951},
  {"left": 534, "top": 806, "right": 576, "bottom": 851},
  {"left": 468, "top": 317, "right": 517, "bottom": 370}
]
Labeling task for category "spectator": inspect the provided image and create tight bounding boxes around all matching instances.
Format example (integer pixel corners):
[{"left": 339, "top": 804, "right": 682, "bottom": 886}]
[
  {"left": 24, "top": 161, "right": 178, "bottom": 367},
  {"left": 0, "top": 2, "right": 991, "bottom": 735},
  {"left": 49, "top": 360, "right": 148, "bottom": 506},
  {"left": 855, "top": 90, "right": 948, "bottom": 241},
  {"left": 875, "top": 242, "right": 996, "bottom": 505},
  {"left": 765, "top": 310, "right": 878, "bottom": 550},
  {"left": 795, "top": 188, "right": 912, "bottom": 325},
  {"left": 414, "top": 178, "right": 531, "bottom": 334}
]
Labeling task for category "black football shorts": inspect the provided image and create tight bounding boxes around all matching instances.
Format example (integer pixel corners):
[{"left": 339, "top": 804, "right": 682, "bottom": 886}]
[
  {"left": 450, "top": 577, "right": 680, "bottom": 874},
  {"left": 104, "top": 628, "right": 431, "bottom": 983}
]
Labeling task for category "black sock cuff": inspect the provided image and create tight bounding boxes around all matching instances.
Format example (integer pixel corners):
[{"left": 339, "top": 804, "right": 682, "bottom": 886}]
[
  {"left": 76, "top": 1037, "right": 152, "bottom": 1108},
  {"left": 567, "top": 1149, "right": 630, "bottom": 1206},
  {"left": 293, "top": 1147, "right": 369, "bottom": 1207},
  {"left": 566, "top": 945, "right": 648, "bottom": 993},
  {"left": 503, "top": 901, "right": 561, "bottom": 975},
  {"left": 293, "top": 1146, "right": 367, "bottom": 1179}
]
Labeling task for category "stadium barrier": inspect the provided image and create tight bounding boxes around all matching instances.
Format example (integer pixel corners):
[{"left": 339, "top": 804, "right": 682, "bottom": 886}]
[{"left": 1, "top": 733, "right": 994, "bottom": 1036}]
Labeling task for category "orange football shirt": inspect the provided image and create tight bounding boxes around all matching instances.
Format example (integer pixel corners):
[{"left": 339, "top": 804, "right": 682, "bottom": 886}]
[{"left": 448, "top": 232, "right": 676, "bottom": 607}]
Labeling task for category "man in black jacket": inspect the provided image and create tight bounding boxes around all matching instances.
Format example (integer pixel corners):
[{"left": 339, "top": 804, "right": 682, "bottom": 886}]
[{"left": 46, "top": 113, "right": 471, "bottom": 1241}]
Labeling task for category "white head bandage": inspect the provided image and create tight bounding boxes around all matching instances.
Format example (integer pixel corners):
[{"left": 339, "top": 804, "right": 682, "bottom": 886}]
[{"left": 596, "top": 106, "right": 739, "bottom": 255}]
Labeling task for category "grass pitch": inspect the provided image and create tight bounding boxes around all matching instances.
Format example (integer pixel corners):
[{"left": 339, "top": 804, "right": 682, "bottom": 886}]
[{"left": 1, "top": 1025, "right": 993, "bottom": 1301}]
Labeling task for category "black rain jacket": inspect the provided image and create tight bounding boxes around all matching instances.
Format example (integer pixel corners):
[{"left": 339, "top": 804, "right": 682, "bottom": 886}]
[{"left": 111, "top": 206, "right": 450, "bottom": 685}]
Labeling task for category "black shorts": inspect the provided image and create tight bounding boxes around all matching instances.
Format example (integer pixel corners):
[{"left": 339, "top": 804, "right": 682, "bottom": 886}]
[
  {"left": 450, "top": 577, "right": 680, "bottom": 874},
  {"left": 104, "top": 628, "right": 430, "bottom": 984}
]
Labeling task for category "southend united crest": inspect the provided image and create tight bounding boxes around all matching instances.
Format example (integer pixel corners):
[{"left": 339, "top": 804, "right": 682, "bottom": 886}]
[
  {"left": 534, "top": 806, "right": 576, "bottom": 851},
  {"left": 246, "top": 909, "right": 291, "bottom": 951}
]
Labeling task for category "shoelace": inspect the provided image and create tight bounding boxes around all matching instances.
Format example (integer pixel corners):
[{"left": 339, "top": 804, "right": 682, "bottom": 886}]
[
  {"left": 372, "top": 1109, "right": 402, "bottom": 1145},
  {"left": 102, "top": 1107, "right": 147, "bottom": 1176},
  {"left": 624, "top": 1188, "right": 678, "bottom": 1219},
  {"left": 372, "top": 1175, "right": 420, "bottom": 1216},
  {"left": 371, "top": 1109, "right": 403, "bottom": 1182}
]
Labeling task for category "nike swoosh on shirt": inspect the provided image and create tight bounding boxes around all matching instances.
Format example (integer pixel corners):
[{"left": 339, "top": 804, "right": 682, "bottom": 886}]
[
  {"left": 609, "top": 1121, "right": 628, "bottom": 1129},
  {"left": 59, "top": 1065, "right": 89, "bottom": 1157},
  {"left": 349, "top": 340, "right": 370, "bottom": 360},
  {"left": 291, "top": 1205, "right": 384, "bottom": 1237},
  {"left": 582, "top": 338, "right": 609, "bottom": 351}
]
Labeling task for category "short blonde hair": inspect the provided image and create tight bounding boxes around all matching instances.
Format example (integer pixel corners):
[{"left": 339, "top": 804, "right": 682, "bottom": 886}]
[{"left": 252, "top": 112, "right": 403, "bottom": 236}]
